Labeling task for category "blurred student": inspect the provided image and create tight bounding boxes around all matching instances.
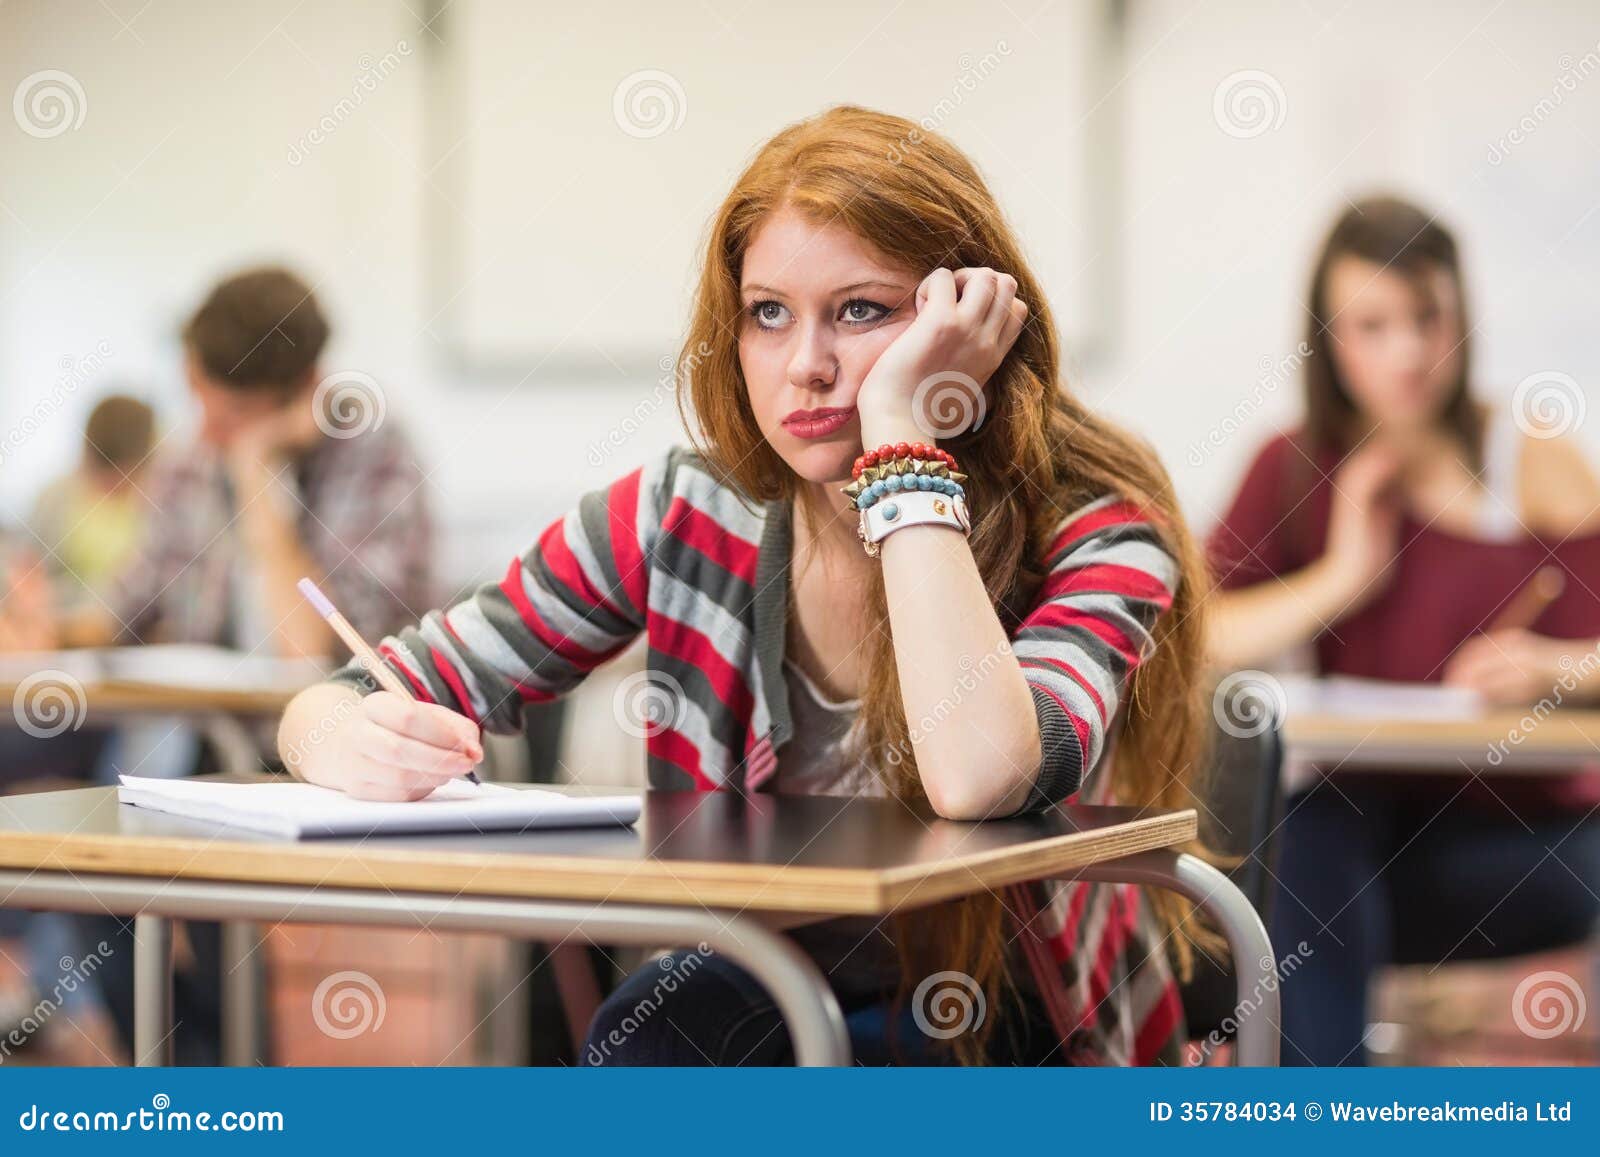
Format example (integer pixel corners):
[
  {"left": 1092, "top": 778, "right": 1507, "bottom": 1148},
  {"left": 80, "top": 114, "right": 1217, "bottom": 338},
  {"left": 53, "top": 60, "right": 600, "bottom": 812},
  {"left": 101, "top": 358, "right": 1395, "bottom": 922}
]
[
  {"left": 1207, "top": 195, "right": 1600, "bottom": 1065},
  {"left": 0, "top": 266, "right": 434, "bottom": 1064},
  {"left": 0, "top": 395, "right": 152, "bottom": 775},
  {"left": 28, "top": 394, "right": 155, "bottom": 611},
  {"left": 5, "top": 268, "right": 433, "bottom": 660},
  {"left": 0, "top": 396, "right": 154, "bottom": 1064}
]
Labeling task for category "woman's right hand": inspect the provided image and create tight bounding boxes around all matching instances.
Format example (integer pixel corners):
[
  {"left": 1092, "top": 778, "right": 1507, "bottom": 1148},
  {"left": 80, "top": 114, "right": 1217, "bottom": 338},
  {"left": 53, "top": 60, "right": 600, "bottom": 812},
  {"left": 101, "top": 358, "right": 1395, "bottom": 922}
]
[
  {"left": 1320, "top": 439, "right": 1405, "bottom": 613},
  {"left": 281, "top": 685, "right": 484, "bottom": 801}
]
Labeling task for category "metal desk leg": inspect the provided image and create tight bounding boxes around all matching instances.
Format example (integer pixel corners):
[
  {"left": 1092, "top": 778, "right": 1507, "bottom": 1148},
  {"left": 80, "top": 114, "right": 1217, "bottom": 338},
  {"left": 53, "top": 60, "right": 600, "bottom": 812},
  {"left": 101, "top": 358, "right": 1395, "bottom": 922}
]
[
  {"left": 1074, "top": 850, "right": 1280, "bottom": 1066},
  {"left": 222, "top": 921, "right": 263, "bottom": 1066},
  {"left": 0, "top": 872, "right": 853, "bottom": 1068},
  {"left": 133, "top": 915, "right": 173, "bottom": 1067}
]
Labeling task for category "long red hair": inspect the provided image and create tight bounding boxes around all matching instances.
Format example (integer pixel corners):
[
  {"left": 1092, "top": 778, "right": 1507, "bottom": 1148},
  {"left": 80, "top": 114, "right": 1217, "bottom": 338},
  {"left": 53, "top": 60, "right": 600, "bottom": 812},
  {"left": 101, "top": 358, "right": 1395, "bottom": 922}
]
[{"left": 677, "top": 105, "right": 1211, "bottom": 1061}]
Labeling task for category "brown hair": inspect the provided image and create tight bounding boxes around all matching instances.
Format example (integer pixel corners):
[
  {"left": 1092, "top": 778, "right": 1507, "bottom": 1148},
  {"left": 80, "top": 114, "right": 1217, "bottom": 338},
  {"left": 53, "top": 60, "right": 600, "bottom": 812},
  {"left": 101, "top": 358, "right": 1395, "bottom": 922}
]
[
  {"left": 83, "top": 394, "right": 154, "bottom": 472},
  {"left": 1302, "top": 194, "right": 1479, "bottom": 465},
  {"left": 183, "top": 267, "right": 329, "bottom": 391},
  {"left": 678, "top": 105, "right": 1212, "bottom": 1061}
]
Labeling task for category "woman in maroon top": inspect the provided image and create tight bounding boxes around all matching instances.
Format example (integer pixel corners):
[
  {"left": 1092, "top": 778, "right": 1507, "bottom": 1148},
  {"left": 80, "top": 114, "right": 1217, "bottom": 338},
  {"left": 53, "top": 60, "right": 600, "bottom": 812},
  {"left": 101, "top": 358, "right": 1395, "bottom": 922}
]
[{"left": 1208, "top": 196, "right": 1600, "bottom": 1066}]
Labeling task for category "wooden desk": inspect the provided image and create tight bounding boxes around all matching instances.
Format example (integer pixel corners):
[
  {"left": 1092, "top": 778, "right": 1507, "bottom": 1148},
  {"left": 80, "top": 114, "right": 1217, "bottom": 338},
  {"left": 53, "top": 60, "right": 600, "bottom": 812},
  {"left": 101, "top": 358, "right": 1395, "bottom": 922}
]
[
  {"left": 1285, "top": 709, "right": 1600, "bottom": 771},
  {"left": 0, "top": 779, "right": 1276, "bottom": 1066}
]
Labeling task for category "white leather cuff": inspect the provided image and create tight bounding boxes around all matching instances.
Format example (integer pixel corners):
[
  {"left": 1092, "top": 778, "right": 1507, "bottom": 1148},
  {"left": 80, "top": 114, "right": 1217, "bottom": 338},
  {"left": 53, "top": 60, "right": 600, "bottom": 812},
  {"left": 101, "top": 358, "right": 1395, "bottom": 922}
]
[{"left": 857, "top": 489, "right": 971, "bottom": 556}]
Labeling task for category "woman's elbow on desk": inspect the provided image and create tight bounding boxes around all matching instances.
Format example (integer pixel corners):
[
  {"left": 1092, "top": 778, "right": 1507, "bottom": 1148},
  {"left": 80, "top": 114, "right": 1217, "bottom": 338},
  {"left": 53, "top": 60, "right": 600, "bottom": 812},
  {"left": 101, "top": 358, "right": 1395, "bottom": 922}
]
[{"left": 915, "top": 728, "right": 1043, "bottom": 821}]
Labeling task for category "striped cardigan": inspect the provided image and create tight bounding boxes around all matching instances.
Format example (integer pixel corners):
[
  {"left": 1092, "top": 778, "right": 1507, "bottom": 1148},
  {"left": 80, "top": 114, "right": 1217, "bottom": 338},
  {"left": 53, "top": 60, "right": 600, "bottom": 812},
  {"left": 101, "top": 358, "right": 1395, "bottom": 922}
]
[{"left": 332, "top": 444, "right": 1187, "bottom": 1065}]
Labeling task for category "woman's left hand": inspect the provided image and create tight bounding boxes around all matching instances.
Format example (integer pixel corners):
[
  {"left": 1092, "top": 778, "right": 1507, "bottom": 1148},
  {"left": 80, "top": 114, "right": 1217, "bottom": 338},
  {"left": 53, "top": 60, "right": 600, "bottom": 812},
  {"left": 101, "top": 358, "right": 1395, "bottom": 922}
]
[
  {"left": 856, "top": 267, "right": 1028, "bottom": 442},
  {"left": 1442, "top": 629, "right": 1600, "bottom": 706}
]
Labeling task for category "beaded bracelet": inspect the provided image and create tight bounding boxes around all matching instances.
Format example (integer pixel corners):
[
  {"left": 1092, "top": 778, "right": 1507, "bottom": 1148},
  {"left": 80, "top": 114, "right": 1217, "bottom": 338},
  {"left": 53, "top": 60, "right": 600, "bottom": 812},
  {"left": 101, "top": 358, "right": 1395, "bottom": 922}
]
[
  {"left": 841, "top": 444, "right": 969, "bottom": 512},
  {"left": 848, "top": 468, "right": 966, "bottom": 511},
  {"left": 852, "top": 441, "right": 957, "bottom": 478}
]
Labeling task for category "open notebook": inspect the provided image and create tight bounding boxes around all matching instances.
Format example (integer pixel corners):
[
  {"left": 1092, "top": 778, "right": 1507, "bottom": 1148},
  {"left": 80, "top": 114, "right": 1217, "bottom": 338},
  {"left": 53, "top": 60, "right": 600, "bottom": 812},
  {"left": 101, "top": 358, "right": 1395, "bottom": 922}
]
[
  {"left": 1278, "top": 674, "right": 1485, "bottom": 721},
  {"left": 116, "top": 775, "right": 641, "bottom": 840}
]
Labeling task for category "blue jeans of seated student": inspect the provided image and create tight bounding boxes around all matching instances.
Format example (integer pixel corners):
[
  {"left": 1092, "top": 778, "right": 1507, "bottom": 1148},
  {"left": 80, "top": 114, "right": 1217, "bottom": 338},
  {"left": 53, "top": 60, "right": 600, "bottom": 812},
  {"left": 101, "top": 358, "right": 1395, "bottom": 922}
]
[
  {"left": 0, "top": 725, "right": 114, "bottom": 1018},
  {"left": 581, "top": 942, "right": 1065, "bottom": 1066},
  {"left": 1270, "top": 777, "right": 1600, "bottom": 1067}
]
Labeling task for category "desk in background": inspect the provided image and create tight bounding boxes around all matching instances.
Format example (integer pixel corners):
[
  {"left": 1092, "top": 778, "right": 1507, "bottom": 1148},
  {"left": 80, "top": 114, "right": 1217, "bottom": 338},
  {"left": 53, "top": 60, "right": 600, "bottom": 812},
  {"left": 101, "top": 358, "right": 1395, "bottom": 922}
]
[
  {"left": 1285, "top": 709, "right": 1600, "bottom": 771},
  {"left": 1, "top": 645, "right": 317, "bottom": 774},
  {"left": 1232, "top": 673, "right": 1600, "bottom": 773}
]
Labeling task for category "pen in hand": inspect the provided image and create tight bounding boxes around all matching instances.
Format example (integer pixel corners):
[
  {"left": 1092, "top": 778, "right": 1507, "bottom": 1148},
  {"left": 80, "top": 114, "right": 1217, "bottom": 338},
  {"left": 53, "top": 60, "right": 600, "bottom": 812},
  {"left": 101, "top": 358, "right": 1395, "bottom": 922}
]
[{"left": 296, "top": 577, "right": 483, "bottom": 787}]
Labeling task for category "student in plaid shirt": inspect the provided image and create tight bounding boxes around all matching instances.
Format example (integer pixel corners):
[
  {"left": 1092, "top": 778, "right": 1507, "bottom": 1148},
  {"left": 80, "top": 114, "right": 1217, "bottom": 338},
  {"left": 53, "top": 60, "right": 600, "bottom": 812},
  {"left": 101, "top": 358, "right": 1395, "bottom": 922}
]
[
  {"left": 0, "top": 267, "right": 433, "bottom": 1065},
  {"left": 3, "top": 267, "right": 432, "bottom": 657}
]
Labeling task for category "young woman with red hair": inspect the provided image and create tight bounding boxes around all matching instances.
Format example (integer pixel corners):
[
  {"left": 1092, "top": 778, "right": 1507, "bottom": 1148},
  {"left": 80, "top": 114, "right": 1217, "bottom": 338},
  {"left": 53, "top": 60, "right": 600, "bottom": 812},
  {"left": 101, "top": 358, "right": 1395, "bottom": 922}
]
[{"left": 279, "top": 105, "right": 1212, "bottom": 1065}]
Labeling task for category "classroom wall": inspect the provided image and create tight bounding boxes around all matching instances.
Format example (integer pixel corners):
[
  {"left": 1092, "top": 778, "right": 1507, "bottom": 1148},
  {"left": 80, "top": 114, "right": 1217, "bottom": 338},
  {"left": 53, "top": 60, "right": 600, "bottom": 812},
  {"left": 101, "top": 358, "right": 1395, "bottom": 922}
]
[{"left": 3, "top": 0, "right": 1598, "bottom": 587}]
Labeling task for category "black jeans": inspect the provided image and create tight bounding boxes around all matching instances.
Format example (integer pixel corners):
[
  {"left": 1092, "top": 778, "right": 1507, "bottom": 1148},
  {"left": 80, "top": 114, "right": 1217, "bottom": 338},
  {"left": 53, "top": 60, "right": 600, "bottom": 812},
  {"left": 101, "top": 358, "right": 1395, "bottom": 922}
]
[
  {"left": 1270, "top": 776, "right": 1600, "bottom": 1066},
  {"left": 581, "top": 942, "right": 1064, "bottom": 1066}
]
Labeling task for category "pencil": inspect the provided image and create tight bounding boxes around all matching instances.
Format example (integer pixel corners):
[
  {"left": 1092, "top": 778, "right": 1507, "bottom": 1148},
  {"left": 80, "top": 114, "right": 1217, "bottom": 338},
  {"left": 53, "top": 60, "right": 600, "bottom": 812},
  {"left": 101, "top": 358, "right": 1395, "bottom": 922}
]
[
  {"left": 1487, "top": 566, "right": 1565, "bottom": 634},
  {"left": 297, "top": 577, "right": 482, "bottom": 786}
]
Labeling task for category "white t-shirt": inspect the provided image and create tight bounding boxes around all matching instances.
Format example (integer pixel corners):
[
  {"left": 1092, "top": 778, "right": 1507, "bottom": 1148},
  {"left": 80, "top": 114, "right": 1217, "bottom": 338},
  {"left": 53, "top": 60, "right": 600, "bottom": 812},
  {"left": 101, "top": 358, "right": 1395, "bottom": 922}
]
[{"left": 771, "top": 656, "right": 888, "bottom": 799}]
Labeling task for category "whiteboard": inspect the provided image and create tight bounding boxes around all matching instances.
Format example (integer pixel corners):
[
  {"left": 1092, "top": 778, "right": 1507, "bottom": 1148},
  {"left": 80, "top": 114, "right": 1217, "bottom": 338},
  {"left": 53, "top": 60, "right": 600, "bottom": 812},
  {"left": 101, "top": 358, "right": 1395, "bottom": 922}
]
[{"left": 428, "top": 0, "right": 1112, "bottom": 377}]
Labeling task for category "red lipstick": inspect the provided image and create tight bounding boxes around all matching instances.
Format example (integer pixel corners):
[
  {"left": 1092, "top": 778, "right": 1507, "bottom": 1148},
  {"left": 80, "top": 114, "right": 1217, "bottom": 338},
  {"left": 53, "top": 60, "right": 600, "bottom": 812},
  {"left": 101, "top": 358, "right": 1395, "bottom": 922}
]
[{"left": 782, "top": 405, "right": 856, "bottom": 440}]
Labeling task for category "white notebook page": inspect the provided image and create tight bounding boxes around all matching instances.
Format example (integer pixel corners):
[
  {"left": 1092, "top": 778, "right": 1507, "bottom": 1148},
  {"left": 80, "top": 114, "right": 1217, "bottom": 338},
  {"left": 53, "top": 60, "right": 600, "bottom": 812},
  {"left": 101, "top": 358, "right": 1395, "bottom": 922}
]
[{"left": 117, "top": 775, "right": 641, "bottom": 840}]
